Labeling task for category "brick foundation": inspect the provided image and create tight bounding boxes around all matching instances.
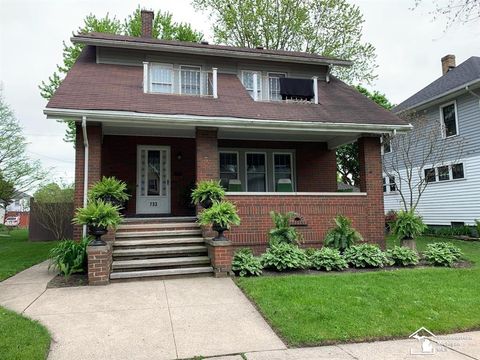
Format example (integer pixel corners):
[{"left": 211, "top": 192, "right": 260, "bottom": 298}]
[{"left": 86, "top": 244, "right": 112, "bottom": 285}]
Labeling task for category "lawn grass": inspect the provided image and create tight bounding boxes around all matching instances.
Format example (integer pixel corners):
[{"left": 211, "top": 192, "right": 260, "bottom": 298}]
[
  {"left": 0, "top": 307, "right": 51, "bottom": 360},
  {"left": 236, "top": 236, "right": 480, "bottom": 346},
  {"left": 0, "top": 229, "right": 58, "bottom": 281}
]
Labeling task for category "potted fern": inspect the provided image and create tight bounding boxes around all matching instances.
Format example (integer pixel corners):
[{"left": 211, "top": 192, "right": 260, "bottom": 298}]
[
  {"left": 191, "top": 180, "right": 225, "bottom": 209},
  {"left": 88, "top": 176, "right": 130, "bottom": 208},
  {"left": 73, "top": 200, "right": 123, "bottom": 246},
  {"left": 391, "top": 210, "right": 427, "bottom": 250},
  {"left": 324, "top": 215, "right": 363, "bottom": 253},
  {"left": 197, "top": 200, "right": 241, "bottom": 241}
]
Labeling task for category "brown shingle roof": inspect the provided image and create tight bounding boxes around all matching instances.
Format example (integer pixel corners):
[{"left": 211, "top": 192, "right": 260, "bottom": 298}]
[{"left": 46, "top": 46, "right": 407, "bottom": 127}]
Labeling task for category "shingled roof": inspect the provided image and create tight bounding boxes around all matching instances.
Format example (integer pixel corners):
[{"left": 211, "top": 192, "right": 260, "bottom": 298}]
[
  {"left": 46, "top": 45, "right": 407, "bottom": 127},
  {"left": 393, "top": 56, "right": 480, "bottom": 113}
]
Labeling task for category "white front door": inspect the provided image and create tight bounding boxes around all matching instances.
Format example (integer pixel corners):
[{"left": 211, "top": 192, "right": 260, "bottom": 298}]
[{"left": 136, "top": 146, "right": 171, "bottom": 214}]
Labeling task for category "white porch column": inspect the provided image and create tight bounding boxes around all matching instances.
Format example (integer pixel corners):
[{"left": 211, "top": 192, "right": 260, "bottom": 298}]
[
  {"left": 313, "top": 76, "right": 318, "bottom": 104},
  {"left": 212, "top": 67, "right": 218, "bottom": 99},
  {"left": 253, "top": 72, "right": 258, "bottom": 101},
  {"left": 143, "top": 62, "right": 149, "bottom": 93}
]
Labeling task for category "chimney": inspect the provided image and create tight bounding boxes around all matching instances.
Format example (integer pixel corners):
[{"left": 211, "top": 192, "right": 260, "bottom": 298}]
[
  {"left": 441, "top": 54, "right": 456, "bottom": 75},
  {"left": 141, "top": 10, "right": 154, "bottom": 38}
]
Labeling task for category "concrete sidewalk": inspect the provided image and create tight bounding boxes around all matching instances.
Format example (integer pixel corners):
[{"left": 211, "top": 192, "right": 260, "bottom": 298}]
[{"left": 1, "top": 263, "right": 479, "bottom": 360}]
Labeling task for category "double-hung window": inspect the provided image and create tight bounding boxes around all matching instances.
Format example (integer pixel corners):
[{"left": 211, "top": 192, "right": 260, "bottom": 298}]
[
  {"left": 383, "top": 176, "right": 397, "bottom": 194},
  {"left": 381, "top": 136, "right": 392, "bottom": 154},
  {"left": 423, "top": 163, "right": 465, "bottom": 183},
  {"left": 268, "top": 72, "right": 286, "bottom": 101},
  {"left": 241, "top": 71, "right": 262, "bottom": 100},
  {"left": 440, "top": 102, "right": 458, "bottom": 138},
  {"left": 219, "top": 152, "right": 239, "bottom": 189},
  {"left": 246, "top": 153, "right": 267, "bottom": 191},
  {"left": 150, "top": 64, "right": 173, "bottom": 93},
  {"left": 180, "top": 65, "right": 201, "bottom": 95},
  {"left": 273, "top": 153, "right": 293, "bottom": 190}
]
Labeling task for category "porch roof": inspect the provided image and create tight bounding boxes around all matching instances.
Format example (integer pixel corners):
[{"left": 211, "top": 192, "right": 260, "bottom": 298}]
[{"left": 45, "top": 47, "right": 410, "bottom": 132}]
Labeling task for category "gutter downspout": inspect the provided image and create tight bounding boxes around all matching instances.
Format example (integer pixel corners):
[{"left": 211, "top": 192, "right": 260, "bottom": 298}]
[
  {"left": 81, "top": 116, "right": 89, "bottom": 238},
  {"left": 466, "top": 85, "right": 480, "bottom": 106}
]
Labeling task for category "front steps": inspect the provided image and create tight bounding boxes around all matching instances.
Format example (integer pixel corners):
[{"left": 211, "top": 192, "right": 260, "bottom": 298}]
[{"left": 110, "top": 217, "right": 213, "bottom": 281}]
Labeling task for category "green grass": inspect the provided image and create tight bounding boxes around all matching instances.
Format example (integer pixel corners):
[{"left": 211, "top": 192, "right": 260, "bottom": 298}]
[
  {"left": 236, "top": 236, "right": 480, "bottom": 346},
  {"left": 0, "top": 229, "right": 57, "bottom": 359},
  {"left": 0, "top": 307, "right": 51, "bottom": 360},
  {"left": 0, "top": 229, "right": 58, "bottom": 281}
]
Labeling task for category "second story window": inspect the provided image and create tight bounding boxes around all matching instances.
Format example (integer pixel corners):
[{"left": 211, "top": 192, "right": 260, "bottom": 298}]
[
  {"left": 268, "top": 73, "right": 286, "bottom": 101},
  {"left": 440, "top": 102, "right": 458, "bottom": 138},
  {"left": 150, "top": 63, "right": 173, "bottom": 93},
  {"left": 241, "top": 71, "right": 262, "bottom": 99},
  {"left": 180, "top": 65, "right": 201, "bottom": 95},
  {"left": 381, "top": 136, "right": 392, "bottom": 154}
]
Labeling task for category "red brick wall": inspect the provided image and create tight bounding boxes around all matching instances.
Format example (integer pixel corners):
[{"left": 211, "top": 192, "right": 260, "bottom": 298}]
[
  {"left": 102, "top": 135, "right": 196, "bottom": 216},
  {"left": 196, "top": 128, "right": 219, "bottom": 181},
  {"left": 74, "top": 124, "right": 102, "bottom": 240}
]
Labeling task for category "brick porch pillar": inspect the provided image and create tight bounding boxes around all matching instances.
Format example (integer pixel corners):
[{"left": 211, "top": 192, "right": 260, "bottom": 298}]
[
  {"left": 73, "top": 124, "right": 102, "bottom": 240},
  {"left": 195, "top": 127, "right": 219, "bottom": 181},
  {"left": 86, "top": 243, "right": 112, "bottom": 285},
  {"left": 205, "top": 239, "right": 233, "bottom": 277},
  {"left": 358, "top": 136, "right": 385, "bottom": 247}
]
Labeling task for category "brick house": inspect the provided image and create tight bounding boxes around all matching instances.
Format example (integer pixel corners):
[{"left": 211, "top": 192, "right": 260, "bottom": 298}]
[{"left": 44, "top": 11, "right": 410, "bottom": 284}]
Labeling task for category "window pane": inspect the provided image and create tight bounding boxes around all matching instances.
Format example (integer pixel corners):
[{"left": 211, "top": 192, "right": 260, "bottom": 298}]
[
  {"left": 383, "top": 177, "right": 387, "bottom": 193},
  {"left": 389, "top": 176, "right": 396, "bottom": 192},
  {"left": 274, "top": 154, "right": 292, "bottom": 189},
  {"left": 147, "top": 151, "right": 160, "bottom": 196},
  {"left": 242, "top": 71, "right": 261, "bottom": 99},
  {"left": 424, "top": 168, "right": 436, "bottom": 183},
  {"left": 442, "top": 104, "right": 457, "bottom": 137},
  {"left": 181, "top": 66, "right": 201, "bottom": 95},
  {"left": 150, "top": 65, "right": 172, "bottom": 93},
  {"left": 247, "top": 153, "right": 266, "bottom": 191},
  {"left": 219, "top": 152, "right": 238, "bottom": 189},
  {"left": 438, "top": 165, "right": 450, "bottom": 181},
  {"left": 452, "top": 163, "right": 464, "bottom": 179},
  {"left": 383, "top": 137, "right": 391, "bottom": 153},
  {"left": 268, "top": 73, "right": 285, "bottom": 101}
]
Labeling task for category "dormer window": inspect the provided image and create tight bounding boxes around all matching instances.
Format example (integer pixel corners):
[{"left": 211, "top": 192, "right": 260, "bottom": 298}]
[
  {"left": 180, "top": 65, "right": 201, "bottom": 95},
  {"left": 149, "top": 63, "right": 173, "bottom": 93},
  {"left": 268, "top": 72, "right": 286, "bottom": 101},
  {"left": 241, "top": 71, "right": 262, "bottom": 99}
]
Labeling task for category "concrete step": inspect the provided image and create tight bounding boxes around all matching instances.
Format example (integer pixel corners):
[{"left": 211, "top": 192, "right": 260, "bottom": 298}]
[
  {"left": 110, "top": 266, "right": 214, "bottom": 280},
  {"left": 121, "top": 216, "right": 197, "bottom": 224},
  {"left": 112, "top": 256, "right": 211, "bottom": 270},
  {"left": 113, "top": 245, "right": 207, "bottom": 257},
  {"left": 115, "top": 229, "right": 202, "bottom": 239},
  {"left": 113, "top": 237, "right": 205, "bottom": 247},
  {"left": 117, "top": 222, "right": 199, "bottom": 232}
]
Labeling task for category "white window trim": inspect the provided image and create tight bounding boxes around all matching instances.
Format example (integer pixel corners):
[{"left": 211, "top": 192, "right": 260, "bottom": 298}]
[
  {"left": 245, "top": 151, "right": 268, "bottom": 192},
  {"left": 219, "top": 150, "right": 240, "bottom": 184},
  {"left": 382, "top": 174, "right": 398, "bottom": 195},
  {"left": 179, "top": 65, "right": 202, "bottom": 96},
  {"left": 241, "top": 70, "right": 262, "bottom": 99},
  {"left": 267, "top": 72, "right": 287, "bottom": 101},
  {"left": 439, "top": 100, "right": 459, "bottom": 139},
  {"left": 272, "top": 152, "right": 295, "bottom": 192},
  {"left": 381, "top": 135, "right": 392, "bottom": 155},
  {"left": 149, "top": 63, "right": 173, "bottom": 94},
  {"left": 423, "top": 161, "right": 466, "bottom": 184}
]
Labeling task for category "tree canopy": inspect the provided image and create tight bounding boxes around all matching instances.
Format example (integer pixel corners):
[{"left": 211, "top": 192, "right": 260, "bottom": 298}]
[
  {"left": 193, "top": 0, "right": 377, "bottom": 84},
  {"left": 39, "top": 7, "right": 203, "bottom": 144}
]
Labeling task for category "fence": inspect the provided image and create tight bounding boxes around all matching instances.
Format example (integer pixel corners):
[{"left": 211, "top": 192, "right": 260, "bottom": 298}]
[{"left": 29, "top": 199, "right": 73, "bottom": 241}]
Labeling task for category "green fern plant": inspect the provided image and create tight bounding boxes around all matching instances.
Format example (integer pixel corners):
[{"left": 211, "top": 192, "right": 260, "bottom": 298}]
[
  {"left": 324, "top": 215, "right": 363, "bottom": 252},
  {"left": 197, "top": 200, "right": 240, "bottom": 229},
  {"left": 268, "top": 211, "right": 302, "bottom": 245},
  {"left": 191, "top": 180, "right": 225, "bottom": 207},
  {"left": 391, "top": 210, "right": 427, "bottom": 240},
  {"left": 88, "top": 176, "right": 130, "bottom": 205},
  {"left": 72, "top": 200, "right": 123, "bottom": 229}
]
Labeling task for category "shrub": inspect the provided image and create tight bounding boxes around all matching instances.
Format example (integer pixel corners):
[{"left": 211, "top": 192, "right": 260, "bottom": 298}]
[
  {"left": 49, "top": 238, "right": 90, "bottom": 278},
  {"left": 191, "top": 180, "right": 225, "bottom": 207},
  {"left": 476, "top": 219, "right": 480, "bottom": 237},
  {"left": 232, "top": 248, "right": 263, "bottom": 277},
  {"left": 423, "top": 242, "right": 463, "bottom": 267},
  {"left": 268, "top": 211, "right": 302, "bottom": 245},
  {"left": 88, "top": 176, "right": 130, "bottom": 205},
  {"left": 386, "top": 246, "right": 419, "bottom": 266},
  {"left": 197, "top": 201, "right": 240, "bottom": 229},
  {"left": 343, "top": 244, "right": 389, "bottom": 268},
  {"left": 262, "top": 243, "right": 309, "bottom": 271},
  {"left": 385, "top": 210, "right": 397, "bottom": 231},
  {"left": 308, "top": 247, "right": 348, "bottom": 271},
  {"left": 391, "top": 210, "right": 427, "bottom": 240},
  {"left": 324, "top": 215, "right": 363, "bottom": 252},
  {"left": 72, "top": 200, "right": 123, "bottom": 229}
]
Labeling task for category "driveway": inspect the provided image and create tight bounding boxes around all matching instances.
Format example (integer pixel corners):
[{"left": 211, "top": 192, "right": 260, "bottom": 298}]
[{"left": 0, "top": 262, "right": 285, "bottom": 359}]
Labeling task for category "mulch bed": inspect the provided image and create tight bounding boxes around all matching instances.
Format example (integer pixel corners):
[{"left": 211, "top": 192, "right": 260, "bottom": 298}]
[
  {"left": 47, "top": 273, "right": 88, "bottom": 288},
  {"left": 259, "top": 260, "right": 472, "bottom": 277}
]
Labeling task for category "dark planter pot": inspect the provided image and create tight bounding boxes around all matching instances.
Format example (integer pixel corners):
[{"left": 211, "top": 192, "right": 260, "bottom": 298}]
[
  {"left": 88, "top": 225, "right": 108, "bottom": 246},
  {"left": 212, "top": 222, "right": 228, "bottom": 241},
  {"left": 200, "top": 198, "right": 213, "bottom": 209},
  {"left": 100, "top": 195, "right": 123, "bottom": 208},
  {"left": 401, "top": 237, "right": 416, "bottom": 250}
]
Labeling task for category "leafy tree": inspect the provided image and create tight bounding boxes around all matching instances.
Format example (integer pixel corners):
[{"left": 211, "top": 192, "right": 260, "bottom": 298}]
[
  {"left": 414, "top": 0, "right": 480, "bottom": 28},
  {"left": 193, "top": 0, "right": 377, "bottom": 84},
  {"left": 336, "top": 86, "right": 394, "bottom": 186},
  {"left": 0, "top": 92, "right": 47, "bottom": 209},
  {"left": 40, "top": 7, "right": 203, "bottom": 144}
]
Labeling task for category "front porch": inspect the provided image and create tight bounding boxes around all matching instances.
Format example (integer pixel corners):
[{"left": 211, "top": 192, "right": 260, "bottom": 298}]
[{"left": 74, "top": 124, "right": 385, "bottom": 250}]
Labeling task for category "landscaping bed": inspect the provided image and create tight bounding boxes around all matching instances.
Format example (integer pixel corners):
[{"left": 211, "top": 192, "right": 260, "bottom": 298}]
[{"left": 47, "top": 273, "right": 88, "bottom": 288}]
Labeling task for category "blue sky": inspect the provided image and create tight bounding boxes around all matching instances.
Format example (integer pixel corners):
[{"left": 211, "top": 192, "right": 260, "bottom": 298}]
[{"left": 0, "top": 0, "right": 478, "bottom": 191}]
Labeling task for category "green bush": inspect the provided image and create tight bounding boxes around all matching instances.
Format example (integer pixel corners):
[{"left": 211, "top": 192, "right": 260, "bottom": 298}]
[
  {"left": 197, "top": 201, "right": 240, "bottom": 229},
  {"left": 343, "top": 244, "right": 389, "bottom": 268},
  {"left": 324, "top": 215, "right": 363, "bottom": 252},
  {"left": 308, "top": 247, "right": 348, "bottom": 271},
  {"left": 386, "top": 246, "right": 419, "bottom": 266},
  {"left": 268, "top": 211, "right": 302, "bottom": 245},
  {"left": 391, "top": 210, "right": 427, "bottom": 240},
  {"left": 423, "top": 242, "right": 463, "bottom": 267},
  {"left": 72, "top": 200, "right": 123, "bottom": 229},
  {"left": 262, "top": 243, "right": 309, "bottom": 271},
  {"left": 88, "top": 176, "right": 130, "bottom": 204},
  {"left": 49, "top": 238, "right": 90, "bottom": 278},
  {"left": 232, "top": 248, "right": 262, "bottom": 277},
  {"left": 191, "top": 180, "right": 225, "bottom": 206},
  {"left": 476, "top": 219, "right": 480, "bottom": 237}
]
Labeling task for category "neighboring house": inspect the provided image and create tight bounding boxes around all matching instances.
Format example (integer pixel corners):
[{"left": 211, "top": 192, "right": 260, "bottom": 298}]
[
  {"left": 44, "top": 11, "right": 409, "bottom": 281},
  {"left": 385, "top": 55, "right": 480, "bottom": 226},
  {"left": 3, "top": 192, "right": 31, "bottom": 228}
]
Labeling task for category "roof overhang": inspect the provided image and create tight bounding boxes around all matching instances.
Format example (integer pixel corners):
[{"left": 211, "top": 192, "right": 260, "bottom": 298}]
[{"left": 72, "top": 35, "right": 353, "bottom": 68}]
